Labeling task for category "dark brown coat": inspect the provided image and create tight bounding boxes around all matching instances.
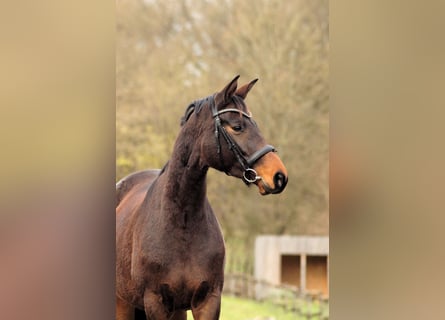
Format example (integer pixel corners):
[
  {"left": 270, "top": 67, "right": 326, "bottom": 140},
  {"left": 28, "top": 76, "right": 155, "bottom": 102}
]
[{"left": 116, "top": 76, "right": 287, "bottom": 320}]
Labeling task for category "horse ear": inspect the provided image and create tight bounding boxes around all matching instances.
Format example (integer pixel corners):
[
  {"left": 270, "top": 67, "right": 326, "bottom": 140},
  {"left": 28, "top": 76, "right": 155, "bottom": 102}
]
[
  {"left": 215, "top": 75, "right": 240, "bottom": 106},
  {"left": 235, "top": 78, "right": 258, "bottom": 99}
]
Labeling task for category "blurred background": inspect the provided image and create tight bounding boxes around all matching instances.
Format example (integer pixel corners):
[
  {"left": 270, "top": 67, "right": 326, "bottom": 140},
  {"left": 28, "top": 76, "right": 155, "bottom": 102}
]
[
  {"left": 116, "top": 0, "right": 328, "bottom": 273},
  {"left": 116, "top": 0, "right": 328, "bottom": 317},
  {"left": 2, "top": 0, "right": 445, "bottom": 319}
]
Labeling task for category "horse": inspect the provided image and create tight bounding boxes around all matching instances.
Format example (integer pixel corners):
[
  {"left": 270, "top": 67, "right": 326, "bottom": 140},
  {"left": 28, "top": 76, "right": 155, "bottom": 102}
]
[{"left": 116, "top": 75, "right": 288, "bottom": 320}]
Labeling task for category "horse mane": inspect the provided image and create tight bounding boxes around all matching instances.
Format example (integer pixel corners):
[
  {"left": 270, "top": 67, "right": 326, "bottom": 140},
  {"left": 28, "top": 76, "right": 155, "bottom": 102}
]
[
  {"left": 159, "top": 161, "right": 169, "bottom": 175},
  {"left": 180, "top": 95, "right": 213, "bottom": 126}
]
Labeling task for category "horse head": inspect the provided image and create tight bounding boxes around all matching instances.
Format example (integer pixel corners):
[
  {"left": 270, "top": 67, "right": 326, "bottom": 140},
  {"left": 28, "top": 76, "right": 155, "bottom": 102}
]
[{"left": 182, "top": 75, "right": 288, "bottom": 195}]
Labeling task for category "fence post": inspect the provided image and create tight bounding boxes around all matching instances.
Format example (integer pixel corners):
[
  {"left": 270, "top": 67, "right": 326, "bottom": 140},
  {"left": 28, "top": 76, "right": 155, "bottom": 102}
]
[{"left": 300, "top": 253, "right": 306, "bottom": 295}]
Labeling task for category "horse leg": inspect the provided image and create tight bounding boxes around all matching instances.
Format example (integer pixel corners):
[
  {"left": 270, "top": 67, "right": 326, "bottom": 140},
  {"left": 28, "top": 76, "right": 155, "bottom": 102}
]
[
  {"left": 143, "top": 290, "right": 170, "bottom": 320},
  {"left": 190, "top": 291, "right": 221, "bottom": 320},
  {"left": 116, "top": 296, "right": 134, "bottom": 320},
  {"left": 134, "top": 308, "right": 146, "bottom": 320},
  {"left": 170, "top": 310, "right": 187, "bottom": 320}
]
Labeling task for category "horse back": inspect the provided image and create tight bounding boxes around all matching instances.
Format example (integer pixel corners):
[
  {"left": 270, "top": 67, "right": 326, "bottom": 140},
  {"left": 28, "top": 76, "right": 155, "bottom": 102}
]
[{"left": 116, "top": 169, "right": 161, "bottom": 208}]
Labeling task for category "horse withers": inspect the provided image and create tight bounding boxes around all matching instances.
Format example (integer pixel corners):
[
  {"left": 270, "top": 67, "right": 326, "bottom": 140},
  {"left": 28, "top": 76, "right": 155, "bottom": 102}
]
[{"left": 116, "top": 75, "right": 288, "bottom": 320}]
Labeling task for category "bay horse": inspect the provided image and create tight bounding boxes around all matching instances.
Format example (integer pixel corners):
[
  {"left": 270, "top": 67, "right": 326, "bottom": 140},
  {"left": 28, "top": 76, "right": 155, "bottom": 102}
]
[{"left": 116, "top": 75, "right": 288, "bottom": 320}]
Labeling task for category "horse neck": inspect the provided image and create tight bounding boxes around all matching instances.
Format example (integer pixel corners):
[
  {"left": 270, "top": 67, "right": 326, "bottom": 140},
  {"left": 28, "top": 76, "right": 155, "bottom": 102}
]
[{"left": 162, "top": 127, "right": 209, "bottom": 221}]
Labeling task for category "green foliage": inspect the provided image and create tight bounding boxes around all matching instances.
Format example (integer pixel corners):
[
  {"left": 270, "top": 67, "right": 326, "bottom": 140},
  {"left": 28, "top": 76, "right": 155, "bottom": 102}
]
[{"left": 117, "top": 0, "right": 329, "bottom": 268}]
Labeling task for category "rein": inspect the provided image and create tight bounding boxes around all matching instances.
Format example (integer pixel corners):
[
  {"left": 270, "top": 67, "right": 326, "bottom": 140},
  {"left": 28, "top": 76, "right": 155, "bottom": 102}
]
[{"left": 210, "top": 96, "right": 276, "bottom": 183}]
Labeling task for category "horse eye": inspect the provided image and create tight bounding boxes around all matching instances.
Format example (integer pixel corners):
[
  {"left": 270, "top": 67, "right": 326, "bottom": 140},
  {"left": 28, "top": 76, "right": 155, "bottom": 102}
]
[{"left": 232, "top": 125, "right": 243, "bottom": 132}]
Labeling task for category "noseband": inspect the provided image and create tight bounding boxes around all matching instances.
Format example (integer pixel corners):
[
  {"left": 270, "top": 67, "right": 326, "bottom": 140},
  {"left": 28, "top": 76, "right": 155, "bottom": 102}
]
[{"left": 210, "top": 96, "right": 276, "bottom": 183}]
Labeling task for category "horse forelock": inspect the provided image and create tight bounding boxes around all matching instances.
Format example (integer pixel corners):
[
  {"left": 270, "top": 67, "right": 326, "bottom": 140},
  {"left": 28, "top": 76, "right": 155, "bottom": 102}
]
[{"left": 232, "top": 95, "right": 250, "bottom": 115}]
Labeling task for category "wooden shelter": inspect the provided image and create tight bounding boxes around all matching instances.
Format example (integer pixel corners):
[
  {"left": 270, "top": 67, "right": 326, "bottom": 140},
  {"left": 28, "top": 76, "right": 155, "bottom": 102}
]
[{"left": 254, "top": 235, "right": 329, "bottom": 296}]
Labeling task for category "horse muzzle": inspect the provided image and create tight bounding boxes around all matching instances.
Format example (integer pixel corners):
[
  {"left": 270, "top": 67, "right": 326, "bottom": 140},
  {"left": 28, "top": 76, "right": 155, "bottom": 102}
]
[
  {"left": 255, "top": 171, "right": 288, "bottom": 195},
  {"left": 252, "top": 152, "right": 288, "bottom": 195}
]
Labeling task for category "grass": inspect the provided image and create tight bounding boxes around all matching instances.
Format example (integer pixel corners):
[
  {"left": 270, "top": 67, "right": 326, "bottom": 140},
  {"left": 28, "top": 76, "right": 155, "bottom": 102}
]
[
  {"left": 219, "top": 295, "right": 297, "bottom": 320},
  {"left": 186, "top": 294, "right": 325, "bottom": 320}
]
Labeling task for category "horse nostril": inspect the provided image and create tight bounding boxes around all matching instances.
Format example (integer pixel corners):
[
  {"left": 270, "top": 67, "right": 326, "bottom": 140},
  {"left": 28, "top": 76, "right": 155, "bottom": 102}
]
[{"left": 273, "top": 172, "right": 288, "bottom": 193}]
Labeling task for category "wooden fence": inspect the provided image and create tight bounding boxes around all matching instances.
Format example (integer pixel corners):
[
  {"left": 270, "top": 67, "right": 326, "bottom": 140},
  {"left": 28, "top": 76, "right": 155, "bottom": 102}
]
[{"left": 224, "top": 273, "right": 329, "bottom": 319}]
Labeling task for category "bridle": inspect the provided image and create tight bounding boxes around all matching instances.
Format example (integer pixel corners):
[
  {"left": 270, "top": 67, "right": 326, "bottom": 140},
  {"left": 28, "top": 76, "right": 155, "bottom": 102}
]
[
  {"left": 210, "top": 95, "right": 276, "bottom": 183},
  {"left": 182, "top": 95, "right": 277, "bottom": 183}
]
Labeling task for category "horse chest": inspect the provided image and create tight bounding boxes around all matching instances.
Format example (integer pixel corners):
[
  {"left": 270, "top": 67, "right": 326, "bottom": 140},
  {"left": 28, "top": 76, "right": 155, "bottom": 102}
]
[
  {"left": 142, "top": 223, "right": 224, "bottom": 270},
  {"left": 134, "top": 239, "right": 224, "bottom": 308},
  {"left": 149, "top": 226, "right": 224, "bottom": 267}
]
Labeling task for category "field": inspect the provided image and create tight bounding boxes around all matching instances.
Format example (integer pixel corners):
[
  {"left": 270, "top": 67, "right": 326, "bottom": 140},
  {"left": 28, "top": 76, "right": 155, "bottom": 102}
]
[{"left": 186, "top": 295, "right": 308, "bottom": 320}]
